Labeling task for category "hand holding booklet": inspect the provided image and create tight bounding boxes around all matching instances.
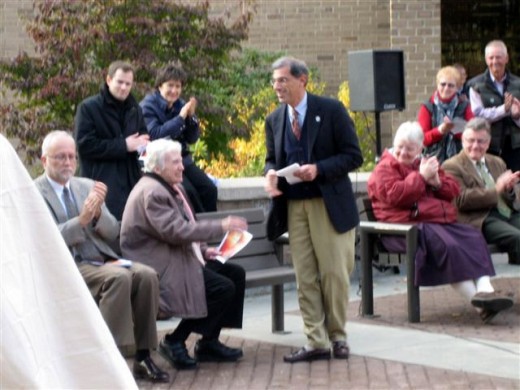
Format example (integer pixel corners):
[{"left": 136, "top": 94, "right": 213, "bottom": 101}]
[
  {"left": 276, "top": 163, "right": 302, "bottom": 184},
  {"left": 216, "top": 229, "right": 253, "bottom": 263}
]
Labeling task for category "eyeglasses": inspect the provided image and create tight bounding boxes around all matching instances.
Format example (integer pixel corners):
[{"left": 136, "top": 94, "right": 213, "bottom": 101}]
[
  {"left": 439, "top": 82, "right": 456, "bottom": 88},
  {"left": 270, "top": 77, "right": 290, "bottom": 86},
  {"left": 463, "top": 137, "right": 489, "bottom": 145},
  {"left": 48, "top": 154, "right": 77, "bottom": 162}
]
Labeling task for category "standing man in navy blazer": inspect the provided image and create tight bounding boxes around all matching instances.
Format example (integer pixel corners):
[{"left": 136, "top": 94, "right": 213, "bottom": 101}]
[{"left": 264, "top": 56, "right": 363, "bottom": 363}]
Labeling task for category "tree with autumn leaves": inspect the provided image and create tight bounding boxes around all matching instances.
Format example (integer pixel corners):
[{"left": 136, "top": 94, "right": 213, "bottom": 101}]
[{"left": 0, "top": 0, "right": 277, "bottom": 167}]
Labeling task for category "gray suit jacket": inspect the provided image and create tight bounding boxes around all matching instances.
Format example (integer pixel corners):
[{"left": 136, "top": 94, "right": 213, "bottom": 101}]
[
  {"left": 442, "top": 151, "right": 515, "bottom": 229},
  {"left": 34, "top": 175, "right": 121, "bottom": 259}
]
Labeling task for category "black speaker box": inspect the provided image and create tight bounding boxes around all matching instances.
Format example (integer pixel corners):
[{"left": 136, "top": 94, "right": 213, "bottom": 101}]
[{"left": 347, "top": 50, "right": 405, "bottom": 112}]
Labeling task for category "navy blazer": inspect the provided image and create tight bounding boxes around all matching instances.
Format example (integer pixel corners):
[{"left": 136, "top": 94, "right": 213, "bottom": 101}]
[{"left": 264, "top": 93, "right": 363, "bottom": 238}]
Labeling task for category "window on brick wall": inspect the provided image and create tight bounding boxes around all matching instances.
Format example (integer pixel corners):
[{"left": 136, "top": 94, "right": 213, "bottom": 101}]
[{"left": 441, "top": 0, "right": 519, "bottom": 79}]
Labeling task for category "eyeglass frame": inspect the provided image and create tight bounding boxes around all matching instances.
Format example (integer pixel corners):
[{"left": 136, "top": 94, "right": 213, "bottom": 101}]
[{"left": 47, "top": 153, "right": 78, "bottom": 162}]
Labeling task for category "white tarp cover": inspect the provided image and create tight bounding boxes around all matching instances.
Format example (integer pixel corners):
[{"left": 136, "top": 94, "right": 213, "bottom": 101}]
[{"left": 0, "top": 134, "right": 137, "bottom": 389}]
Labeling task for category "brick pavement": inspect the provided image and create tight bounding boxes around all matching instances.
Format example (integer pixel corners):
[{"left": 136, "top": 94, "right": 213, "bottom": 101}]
[{"left": 132, "top": 277, "right": 519, "bottom": 389}]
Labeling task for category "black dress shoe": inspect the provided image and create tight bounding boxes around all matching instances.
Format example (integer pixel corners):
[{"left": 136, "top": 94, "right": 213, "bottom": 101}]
[
  {"left": 133, "top": 356, "right": 170, "bottom": 383},
  {"left": 158, "top": 339, "right": 197, "bottom": 370},
  {"left": 332, "top": 340, "right": 350, "bottom": 359},
  {"left": 194, "top": 339, "right": 243, "bottom": 362},
  {"left": 283, "top": 346, "right": 331, "bottom": 363},
  {"left": 471, "top": 291, "right": 514, "bottom": 312}
]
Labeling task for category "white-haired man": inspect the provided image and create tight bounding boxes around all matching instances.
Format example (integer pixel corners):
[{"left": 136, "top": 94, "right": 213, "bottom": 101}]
[
  {"left": 34, "top": 131, "right": 169, "bottom": 383},
  {"left": 120, "top": 139, "right": 248, "bottom": 370}
]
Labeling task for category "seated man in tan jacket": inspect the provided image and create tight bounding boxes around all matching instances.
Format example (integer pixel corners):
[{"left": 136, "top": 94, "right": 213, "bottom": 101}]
[{"left": 443, "top": 117, "right": 520, "bottom": 265}]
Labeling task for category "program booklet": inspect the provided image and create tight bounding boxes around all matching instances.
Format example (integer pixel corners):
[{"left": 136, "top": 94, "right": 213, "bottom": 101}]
[{"left": 216, "top": 229, "right": 253, "bottom": 263}]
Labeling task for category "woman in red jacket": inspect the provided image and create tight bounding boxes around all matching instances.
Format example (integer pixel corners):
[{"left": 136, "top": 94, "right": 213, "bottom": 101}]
[
  {"left": 417, "top": 66, "right": 474, "bottom": 163},
  {"left": 368, "top": 121, "right": 513, "bottom": 323}
]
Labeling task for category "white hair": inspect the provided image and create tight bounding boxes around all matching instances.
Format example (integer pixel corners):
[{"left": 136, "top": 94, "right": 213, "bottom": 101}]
[
  {"left": 143, "top": 139, "right": 182, "bottom": 173},
  {"left": 41, "top": 130, "right": 74, "bottom": 157},
  {"left": 393, "top": 121, "right": 424, "bottom": 148}
]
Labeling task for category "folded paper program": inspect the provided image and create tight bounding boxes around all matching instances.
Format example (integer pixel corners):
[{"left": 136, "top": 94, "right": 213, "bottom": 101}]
[{"left": 276, "top": 163, "right": 302, "bottom": 184}]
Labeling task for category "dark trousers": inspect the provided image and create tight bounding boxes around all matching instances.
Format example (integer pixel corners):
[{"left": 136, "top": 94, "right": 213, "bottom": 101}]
[
  {"left": 483, "top": 209, "right": 520, "bottom": 263},
  {"left": 168, "top": 261, "right": 245, "bottom": 342},
  {"left": 500, "top": 135, "right": 520, "bottom": 172},
  {"left": 182, "top": 163, "right": 218, "bottom": 213}
]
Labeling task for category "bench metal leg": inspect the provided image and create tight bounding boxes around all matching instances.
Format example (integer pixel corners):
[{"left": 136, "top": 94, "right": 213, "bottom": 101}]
[
  {"left": 406, "top": 229, "right": 420, "bottom": 323},
  {"left": 272, "top": 284, "right": 285, "bottom": 333},
  {"left": 360, "top": 229, "right": 375, "bottom": 317}
]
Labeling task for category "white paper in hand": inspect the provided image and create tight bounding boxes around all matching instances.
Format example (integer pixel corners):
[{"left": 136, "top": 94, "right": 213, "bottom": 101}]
[
  {"left": 276, "top": 163, "right": 302, "bottom": 184},
  {"left": 450, "top": 117, "right": 466, "bottom": 134}
]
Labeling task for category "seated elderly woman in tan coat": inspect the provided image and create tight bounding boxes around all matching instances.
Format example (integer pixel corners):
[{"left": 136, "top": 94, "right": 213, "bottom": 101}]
[{"left": 120, "top": 139, "right": 248, "bottom": 370}]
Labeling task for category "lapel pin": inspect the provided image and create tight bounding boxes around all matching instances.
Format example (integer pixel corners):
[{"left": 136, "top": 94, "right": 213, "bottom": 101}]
[{"left": 315, "top": 116, "right": 321, "bottom": 123}]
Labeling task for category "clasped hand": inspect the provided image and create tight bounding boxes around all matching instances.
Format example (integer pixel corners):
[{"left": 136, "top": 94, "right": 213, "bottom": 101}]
[
  {"left": 419, "top": 156, "right": 441, "bottom": 188},
  {"left": 79, "top": 181, "right": 107, "bottom": 227}
]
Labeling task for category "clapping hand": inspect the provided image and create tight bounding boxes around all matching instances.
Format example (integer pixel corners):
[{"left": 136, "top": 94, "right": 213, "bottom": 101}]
[
  {"left": 79, "top": 181, "right": 107, "bottom": 226},
  {"left": 420, "top": 156, "right": 441, "bottom": 188}
]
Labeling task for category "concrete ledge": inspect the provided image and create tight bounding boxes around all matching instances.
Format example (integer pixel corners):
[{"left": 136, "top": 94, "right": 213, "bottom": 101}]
[{"left": 216, "top": 172, "right": 370, "bottom": 211}]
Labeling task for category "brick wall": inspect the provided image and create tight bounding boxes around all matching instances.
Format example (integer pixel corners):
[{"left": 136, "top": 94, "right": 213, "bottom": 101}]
[{"left": 1, "top": 0, "right": 441, "bottom": 150}]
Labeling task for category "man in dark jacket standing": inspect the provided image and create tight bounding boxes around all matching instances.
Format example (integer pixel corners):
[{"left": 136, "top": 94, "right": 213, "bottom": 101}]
[
  {"left": 264, "top": 56, "right": 363, "bottom": 363},
  {"left": 75, "top": 60, "right": 149, "bottom": 220}
]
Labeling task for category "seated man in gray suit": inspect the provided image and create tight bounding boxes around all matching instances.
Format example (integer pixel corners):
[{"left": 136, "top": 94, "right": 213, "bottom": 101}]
[
  {"left": 34, "top": 130, "right": 169, "bottom": 383},
  {"left": 443, "top": 117, "right": 520, "bottom": 265}
]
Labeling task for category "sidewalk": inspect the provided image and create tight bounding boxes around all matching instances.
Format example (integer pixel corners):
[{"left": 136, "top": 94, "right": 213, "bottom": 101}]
[{"left": 134, "top": 254, "right": 520, "bottom": 389}]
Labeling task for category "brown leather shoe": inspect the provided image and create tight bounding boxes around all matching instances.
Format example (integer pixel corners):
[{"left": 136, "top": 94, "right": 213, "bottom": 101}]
[
  {"left": 471, "top": 291, "right": 514, "bottom": 312},
  {"left": 332, "top": 340, "right": 350, "bottom": 359},
  {"left": 283, "top": 347, "right": 331, "bottom": 363}
]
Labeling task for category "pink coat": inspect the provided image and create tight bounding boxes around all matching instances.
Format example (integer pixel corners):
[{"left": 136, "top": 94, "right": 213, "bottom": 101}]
[{"left": 367, "top": 150, "right": 460, "bottom": 223}]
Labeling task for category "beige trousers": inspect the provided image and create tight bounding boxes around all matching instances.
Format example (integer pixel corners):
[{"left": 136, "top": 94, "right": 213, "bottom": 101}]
[
  {"left": 288, "top": 198, "right": 356, "bottom": 349},
  {"left": 79, "top": 261, "right": 159, "bottom": 350}
]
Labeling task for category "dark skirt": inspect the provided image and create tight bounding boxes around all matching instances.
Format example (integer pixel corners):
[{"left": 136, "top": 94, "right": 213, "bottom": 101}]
[{"left": 381, "top": 223, "right": 496, "bottom": 287}]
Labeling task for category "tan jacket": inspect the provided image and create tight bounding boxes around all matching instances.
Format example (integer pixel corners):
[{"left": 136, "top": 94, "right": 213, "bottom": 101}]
[
  {"left": 120, "top": 174, "right": 224, "bottom": 318},
  {"left": 442, "top": 151, "right": 514, "bottom": 229}
]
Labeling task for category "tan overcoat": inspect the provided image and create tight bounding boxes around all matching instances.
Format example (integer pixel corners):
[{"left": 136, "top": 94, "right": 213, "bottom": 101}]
[{"left": 120, "top": 174, "right": 224, "bottom": 318}]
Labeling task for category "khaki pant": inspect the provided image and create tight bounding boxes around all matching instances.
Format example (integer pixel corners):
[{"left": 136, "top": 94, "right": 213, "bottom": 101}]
[{"left": 288, "top": 198, "right": 356, "bottom": 349}]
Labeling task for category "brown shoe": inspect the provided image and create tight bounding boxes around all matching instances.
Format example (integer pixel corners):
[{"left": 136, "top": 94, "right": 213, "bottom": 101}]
[
  {"left": 471, "top": 291, "right": 514, "bottom": 312},
  {"left": 283, "top": 346, "right": 331, "bottom": 363},
  {"left": 332, "top": 340, "right": 350, "bottom": 359}
]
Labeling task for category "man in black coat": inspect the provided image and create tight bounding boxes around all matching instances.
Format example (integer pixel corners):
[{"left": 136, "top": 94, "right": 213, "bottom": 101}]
[
  {"left": 264, "top": 56, "right": 363, "bottom": 363},
  {"left": 75, "top": 60, "right": 149, "bottom": 220}
]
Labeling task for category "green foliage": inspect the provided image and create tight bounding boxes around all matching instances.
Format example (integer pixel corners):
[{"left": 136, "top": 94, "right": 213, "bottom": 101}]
[
  {"left": 0, "top": 0, "right": 255, "bottom": 164},
  {"left": 337, "top": 81, "right": 376, "bottom": 172}
]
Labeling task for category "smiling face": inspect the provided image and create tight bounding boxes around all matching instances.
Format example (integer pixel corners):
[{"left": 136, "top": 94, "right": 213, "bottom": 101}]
[
  {"left": 393, "top": 138, "right": 422, "bottom": 166},
  {"left": 158, "top": 79, "right": 182, "bottom": 108},
  {"left": 436, "top": 76, "right": 458, "bottom": 100},
  {"left": 485, "top": 44, "right": 509, "bottom": 80},
  {"left": 462, "top": 128, "right": 491, "bottom": 162},
  {"left": 155, "top": 150, "right": 183, "bottom": 185},
  {"left": 271, "top": 66, "right": 307, "bottom": 107},
  {"left": 41, "top": 134, "right": 77, "bottom": 185},
  {"left": 106, "top": 68, "right": 134, "bottom": 101}
]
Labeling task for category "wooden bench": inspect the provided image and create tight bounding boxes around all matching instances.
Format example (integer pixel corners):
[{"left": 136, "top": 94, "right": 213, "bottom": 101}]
[
  {"left": 197, "top": 207, "right": 294, "bottom": 333},
  {"left": 359, "top": 197, "right": 509, "bottom": 323}
]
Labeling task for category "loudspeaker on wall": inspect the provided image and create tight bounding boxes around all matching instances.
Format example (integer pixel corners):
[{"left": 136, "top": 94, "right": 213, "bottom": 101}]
[{"left": 347, "top": 50, "right": 405, "bottom": 112}]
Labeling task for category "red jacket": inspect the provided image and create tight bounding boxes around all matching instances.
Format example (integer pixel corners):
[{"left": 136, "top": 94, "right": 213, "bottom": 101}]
[
  {"left": 367, "top": 150, "right": 460, "bottom": 223},
  {"left": 417, "top": 92, "right": 474, "bottom": 147}
]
